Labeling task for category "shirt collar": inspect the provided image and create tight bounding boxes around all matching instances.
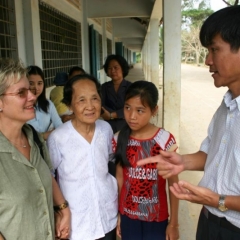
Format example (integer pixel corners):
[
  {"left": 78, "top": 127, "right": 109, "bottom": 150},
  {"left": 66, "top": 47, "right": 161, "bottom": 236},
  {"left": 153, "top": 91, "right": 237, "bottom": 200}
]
[{"left": 224, "top": 90, "right": 240, "bottom": 111}]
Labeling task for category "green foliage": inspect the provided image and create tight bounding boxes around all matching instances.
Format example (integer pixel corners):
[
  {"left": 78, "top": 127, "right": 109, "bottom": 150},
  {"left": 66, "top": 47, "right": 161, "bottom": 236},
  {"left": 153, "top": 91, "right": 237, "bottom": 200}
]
[
  {"left": 181, "top": 0, "right": 210, "bottom": 10},
  {"left": 223, "top": 0, "right": 239, "bottom": 6},
  {"left": 182, "top": 8, "right": 214, "bottom": 26}
]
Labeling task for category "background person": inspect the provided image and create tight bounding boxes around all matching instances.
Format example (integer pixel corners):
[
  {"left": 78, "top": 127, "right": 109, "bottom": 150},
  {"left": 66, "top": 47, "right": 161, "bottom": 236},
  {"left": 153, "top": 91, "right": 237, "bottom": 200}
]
[
  {"left": 113, "top": 81, "right": 179, "bottom": 240},
  {"left": 68, "top": 66, "right": 86, "bottom": 79},
  {"left": 0, "top": 58, "right": 70, "bottom": 240},
  {"left": 101, "top": 54, "right": 132, "bottom": 134},
  {"left": 58, "top": 66, "right": 87, "bottom": 123},
  {"left": 27, "top": 65, "right": 62, "bottom": 140},
  {"left": 50, "top": 72, "right": 73, "bottom": 121},
  {"left": 138, "top": 6, "right": 240, "bottom": 240},
  {"left": 47, "top": 74, "right": 118, "bottom": 240}
]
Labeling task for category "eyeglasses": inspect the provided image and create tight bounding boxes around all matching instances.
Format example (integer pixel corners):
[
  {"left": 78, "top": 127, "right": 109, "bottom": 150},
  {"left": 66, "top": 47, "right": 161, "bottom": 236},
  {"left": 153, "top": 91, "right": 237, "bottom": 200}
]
[{"left": 0, "top": 88, "right": 36, "bottom": 98}]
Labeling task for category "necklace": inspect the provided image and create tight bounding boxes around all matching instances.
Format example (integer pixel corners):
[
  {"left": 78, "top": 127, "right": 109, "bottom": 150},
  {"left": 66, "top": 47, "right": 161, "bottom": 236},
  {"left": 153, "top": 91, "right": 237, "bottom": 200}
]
[
  {"left": 8, "top": 137, "right": 28, "bottom": 148},
  {"left": 1, "top": 131, "right": 28, "bottom": 148}
]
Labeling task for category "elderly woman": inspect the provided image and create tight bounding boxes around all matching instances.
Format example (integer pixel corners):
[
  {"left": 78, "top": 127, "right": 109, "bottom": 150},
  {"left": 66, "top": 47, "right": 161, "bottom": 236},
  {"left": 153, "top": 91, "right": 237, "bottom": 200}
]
[
  {"left": 47, "top": 74, "right": 118, "bottom": 240},
  {"left": 0, "top": 59, "right": 70, "bottom": 240}
]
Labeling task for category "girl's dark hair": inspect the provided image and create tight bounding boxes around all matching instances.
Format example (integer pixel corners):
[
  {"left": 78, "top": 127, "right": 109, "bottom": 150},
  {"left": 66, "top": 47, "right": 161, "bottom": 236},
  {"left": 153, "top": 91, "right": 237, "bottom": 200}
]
[
  {"left": 103, "top": 54, "right": 129, "bottom": 78},
  {"left": 200, "top": 6, "right": 240, "bottom": 51},
  {"left": 27, "top": 65, "right": 49, "bottom": 113},
  {"left": 115, "top": 80, "right": 159, "bottom": 167},
  {"left": 68, "top": 66, "right": 86, "bottom": 77},
  {"left": 62, "top": 74, "right": 101, "bottom": 106}
]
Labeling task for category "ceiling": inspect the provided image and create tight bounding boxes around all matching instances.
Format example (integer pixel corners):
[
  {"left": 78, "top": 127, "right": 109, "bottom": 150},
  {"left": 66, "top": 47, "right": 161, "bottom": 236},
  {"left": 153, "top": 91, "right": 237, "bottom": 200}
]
[{"left": 87, "top": 0, "right": 162, "bottom": 52}]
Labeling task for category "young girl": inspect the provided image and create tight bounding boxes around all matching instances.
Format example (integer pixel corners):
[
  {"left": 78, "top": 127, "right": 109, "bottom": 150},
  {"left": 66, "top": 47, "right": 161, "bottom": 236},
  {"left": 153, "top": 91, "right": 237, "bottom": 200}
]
[
  {"left": 113, "top": 80, "right": 179, "bottom": 240},
  {"left": 27, "top": 66, "right": 62, "bottom": 140}
]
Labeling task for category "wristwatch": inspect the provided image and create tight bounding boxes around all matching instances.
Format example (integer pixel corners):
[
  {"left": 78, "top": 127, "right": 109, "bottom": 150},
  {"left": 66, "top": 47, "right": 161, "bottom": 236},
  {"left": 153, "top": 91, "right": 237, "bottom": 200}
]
[
  {"left": 218, "top": 195, "right": 228, "bottom": 212},
  {"left": 110, "top": 112, "right": 114, "bottom": 120},
  {"left": 54, "top": 200, "right": 69, "bottom": 212}
]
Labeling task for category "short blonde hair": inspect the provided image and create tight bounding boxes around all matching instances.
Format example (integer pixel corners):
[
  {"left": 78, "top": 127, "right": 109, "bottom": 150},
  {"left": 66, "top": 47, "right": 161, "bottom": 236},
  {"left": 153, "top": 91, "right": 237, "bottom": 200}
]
[{"left": 0, "top": 58, "right": 27, "bottom": 96}]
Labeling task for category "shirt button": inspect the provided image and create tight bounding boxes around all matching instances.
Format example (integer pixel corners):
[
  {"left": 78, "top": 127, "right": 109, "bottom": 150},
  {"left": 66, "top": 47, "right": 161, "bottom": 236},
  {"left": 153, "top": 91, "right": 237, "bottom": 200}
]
[
  {"left": 47, "top": 231, "right": 50, "bottom": 235},
  {"left": 43, "top": 211, "right": 47, "bottom": 215},
  {"left": 39, "top": 189, "right": 43, "bottom": 193}
]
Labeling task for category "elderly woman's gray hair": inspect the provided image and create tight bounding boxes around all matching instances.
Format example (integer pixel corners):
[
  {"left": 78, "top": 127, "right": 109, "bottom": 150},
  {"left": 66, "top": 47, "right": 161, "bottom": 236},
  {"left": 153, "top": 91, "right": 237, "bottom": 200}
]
[{"left": 0, "top": 59, "right": 27, "bottom": 96}]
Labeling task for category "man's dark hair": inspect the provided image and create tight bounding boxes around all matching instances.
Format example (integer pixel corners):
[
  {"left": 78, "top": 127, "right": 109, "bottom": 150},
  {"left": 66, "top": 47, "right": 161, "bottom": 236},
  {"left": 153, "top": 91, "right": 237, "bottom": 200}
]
[
  {"left": 200, "top": 6, "right": 240, "bottom": 51},
  {"left": 103, "top": 54, "right": 129, "bottom": 78}
]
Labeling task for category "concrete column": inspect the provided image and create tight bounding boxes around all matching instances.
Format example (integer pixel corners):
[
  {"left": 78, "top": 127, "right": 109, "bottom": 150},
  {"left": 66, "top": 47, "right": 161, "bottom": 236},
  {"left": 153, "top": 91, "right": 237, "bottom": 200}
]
[
  {"left": 15, "top": 0, "right": 27, "bottom": 63},
  {"left": 102, "top": 19, "right": 107, "bottom": 63},
  {"left": 81, "top": 0, "right": 90, "bottom": 72},
  {"left": 131, "top": 51, "right": 134, "bottom": 64},
  {"left": 147, "top": 36, "right": 151, "bottom": 81},
  {"left": 142, "top": 44, "right": 146, "bottom": 78},
  {"left": 163, "top": 0, "right": 181, "bottom": 144},
  {"left": 144, "top": 39, "right": 148, "bottom": 80},
  {"left": 149, "top": 19, "right": 159, "bottom": 87},
  {"left": 111, "top": 19, "right": 116, "bottom": 54},
  {"left": 22, "top": 0, "right": 42, "bottom": 67}
]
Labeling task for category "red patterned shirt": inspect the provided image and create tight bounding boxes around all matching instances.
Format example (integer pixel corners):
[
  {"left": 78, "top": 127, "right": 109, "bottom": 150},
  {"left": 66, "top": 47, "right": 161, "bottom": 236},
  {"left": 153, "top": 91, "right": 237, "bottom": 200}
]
[{"left": 112, "top": 128, "right": 177, "bottom": 222}]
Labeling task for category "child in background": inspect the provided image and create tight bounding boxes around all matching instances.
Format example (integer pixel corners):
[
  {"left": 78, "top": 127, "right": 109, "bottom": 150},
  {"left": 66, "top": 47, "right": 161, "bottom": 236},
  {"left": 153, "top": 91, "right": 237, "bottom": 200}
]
[{"left": 113, "top": 80, "right": 179, "bottom": 240}]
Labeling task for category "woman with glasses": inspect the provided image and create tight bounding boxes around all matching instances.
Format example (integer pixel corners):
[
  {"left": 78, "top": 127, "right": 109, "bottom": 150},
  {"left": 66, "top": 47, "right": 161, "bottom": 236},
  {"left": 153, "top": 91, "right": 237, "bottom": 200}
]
[
  {"left": 27, "top": 65, "right": 62, "bottom": 140},
  {"left": 0, "top": 58, "right": 70, "bottom": 240}
]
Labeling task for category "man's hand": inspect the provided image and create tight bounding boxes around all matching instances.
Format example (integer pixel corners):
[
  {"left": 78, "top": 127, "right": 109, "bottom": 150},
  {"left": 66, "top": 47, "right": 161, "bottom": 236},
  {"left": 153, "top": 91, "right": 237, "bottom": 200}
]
[
  {"left": 137, "top": 150, "right": 185, "bottom": 178},
  {"left": 170, "top": 180, "right": 219, "bottom": 207}
]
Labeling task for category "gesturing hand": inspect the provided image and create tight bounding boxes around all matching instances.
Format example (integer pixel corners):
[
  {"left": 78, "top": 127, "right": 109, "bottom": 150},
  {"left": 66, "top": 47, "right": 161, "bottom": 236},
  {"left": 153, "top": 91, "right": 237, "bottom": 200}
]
[
  {"left": 137, "top": 150, "right": 184, "bottom": 179},
  {"left": 170, "top": 180, "right": 219, "bottom": 207}
]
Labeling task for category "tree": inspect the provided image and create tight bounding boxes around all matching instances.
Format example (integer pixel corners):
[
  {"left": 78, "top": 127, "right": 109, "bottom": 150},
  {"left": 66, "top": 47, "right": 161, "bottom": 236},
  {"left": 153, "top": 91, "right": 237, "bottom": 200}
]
[
  {"left": 181, "top": 1, "right": 213, "bottom": 65},
  {"left": 182, "top": 24, "right": 208, "bottom": 65},
  {"left": 222, "top": 0, "right": 239, "bottom": 5}
]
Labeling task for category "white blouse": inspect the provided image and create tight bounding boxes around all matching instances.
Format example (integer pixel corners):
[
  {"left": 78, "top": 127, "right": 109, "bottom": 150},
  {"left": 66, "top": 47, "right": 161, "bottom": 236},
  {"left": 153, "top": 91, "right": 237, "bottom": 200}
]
[{"left": 47, "top": 120, "right": 118, "bottom": 240}]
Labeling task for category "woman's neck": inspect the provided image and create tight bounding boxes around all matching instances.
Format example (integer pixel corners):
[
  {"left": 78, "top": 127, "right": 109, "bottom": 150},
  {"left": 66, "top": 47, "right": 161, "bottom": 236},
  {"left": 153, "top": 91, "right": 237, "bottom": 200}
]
[
  {"left": 112, "top": 79, "right": 123, "bottom": 85},
  {"left": 0, "top": 120, "right": 23, "bottom": 140},
  {"left": 71, "top": 119, "right": 95, "bottom": 143}
]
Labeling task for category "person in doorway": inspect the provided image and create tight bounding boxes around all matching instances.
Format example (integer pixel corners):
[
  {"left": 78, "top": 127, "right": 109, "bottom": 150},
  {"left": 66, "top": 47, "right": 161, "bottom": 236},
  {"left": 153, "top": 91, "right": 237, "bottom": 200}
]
[
  {"left": 27, "top": 66, "right": 62, "bottom": 140},
  {"left": 113, "top": 81, "right": 179, "bottom": 240},
  {"left": 68, "top": 66, "right": 86, "bottom": 79},
  {"left": 47, "top": 74, "right": 118, "bottom": 240},
  {"left": 0, "top": 58, "right": 70, "bottom": 240},
  {"left": 50, "top": 72, "right": 73, "bottom": 123},
  {"left": 101, "top": 54, "right": 132, "bottom": 134},
  {"left": 137, "top": 6, "right": 240, "bottom": 240},
  {"left": 57, "top": 66, "right": 87, "bottom": 123}
]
